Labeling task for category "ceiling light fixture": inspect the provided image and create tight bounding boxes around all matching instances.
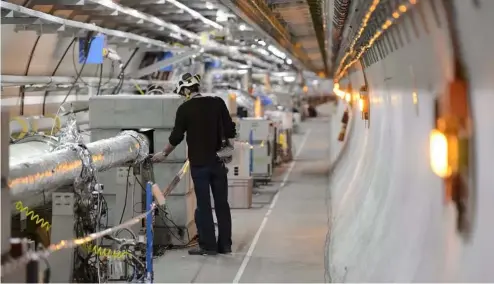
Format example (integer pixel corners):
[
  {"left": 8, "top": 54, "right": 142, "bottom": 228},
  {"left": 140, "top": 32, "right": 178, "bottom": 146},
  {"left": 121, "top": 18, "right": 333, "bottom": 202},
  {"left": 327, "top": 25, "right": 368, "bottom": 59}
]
[
  {"left": 205, "top": 1, "right": 214, "bottom": 9},
  {"left": 216, "top": 10, "right": 228, "bottom": 22},
  {"left": 267, "top": 45, "right": 286, "bottom": 59},
  {"left": 167, "top": 0, "right": 223, "bottom": 29},
  {"left": 283, "top": 76, "right": 296, "bottom": 83}
]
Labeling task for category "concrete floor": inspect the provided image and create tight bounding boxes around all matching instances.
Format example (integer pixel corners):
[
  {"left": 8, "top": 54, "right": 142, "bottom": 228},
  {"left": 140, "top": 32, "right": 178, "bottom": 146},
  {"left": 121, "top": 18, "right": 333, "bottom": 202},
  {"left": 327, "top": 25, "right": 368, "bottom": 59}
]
[{"left": 154, "top": 107, "right": 335, "bottom": 283}]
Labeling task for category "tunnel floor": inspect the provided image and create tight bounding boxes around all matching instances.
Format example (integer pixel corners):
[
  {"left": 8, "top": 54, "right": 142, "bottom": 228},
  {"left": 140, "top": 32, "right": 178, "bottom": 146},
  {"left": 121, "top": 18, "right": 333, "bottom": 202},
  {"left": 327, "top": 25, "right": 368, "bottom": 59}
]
[{"left": 153, "top": 105, "right": 334, "bottom": 283}]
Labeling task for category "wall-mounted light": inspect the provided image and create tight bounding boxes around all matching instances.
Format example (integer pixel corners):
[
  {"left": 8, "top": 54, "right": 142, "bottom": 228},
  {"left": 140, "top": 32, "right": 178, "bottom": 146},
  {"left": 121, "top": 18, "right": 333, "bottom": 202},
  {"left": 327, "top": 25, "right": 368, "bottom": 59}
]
[
  {"left": 429, "top": 78, "right": 475, "bottom": 240},
  {"left": 345, "top": 93, "right": 351, "bottom": 103},
  {"left": 429, "top": 128, "right": 452, "bottom": 178},
  {"left": 359, "top": 97, "right": 364, "bottom": 112},
  {"left": 359, "top": 86, "right": 370, "bottom": 127}
]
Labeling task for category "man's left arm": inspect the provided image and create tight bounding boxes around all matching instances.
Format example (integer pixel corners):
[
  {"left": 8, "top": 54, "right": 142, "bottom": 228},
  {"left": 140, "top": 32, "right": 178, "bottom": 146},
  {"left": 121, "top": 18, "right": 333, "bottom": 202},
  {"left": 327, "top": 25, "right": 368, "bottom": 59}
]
[{"left": 167, "top": 105, "right": 187, "bottom": 154}]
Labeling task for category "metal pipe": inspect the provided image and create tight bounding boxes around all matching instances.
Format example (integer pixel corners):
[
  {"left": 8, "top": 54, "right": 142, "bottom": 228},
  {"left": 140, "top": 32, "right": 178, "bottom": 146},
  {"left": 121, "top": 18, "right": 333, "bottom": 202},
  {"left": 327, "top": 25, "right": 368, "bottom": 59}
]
[
  {"left": 130, "top": 49, "right": 202, "bottom": 78},
  {"left": 9, "top": 130, "right": 149, "bottom": 211},
  {"left": 1, "top": 75, "right": 175, "bottom": 89},
  {"left": 204, "top": 69, "right": 250, "bottom": 93}
]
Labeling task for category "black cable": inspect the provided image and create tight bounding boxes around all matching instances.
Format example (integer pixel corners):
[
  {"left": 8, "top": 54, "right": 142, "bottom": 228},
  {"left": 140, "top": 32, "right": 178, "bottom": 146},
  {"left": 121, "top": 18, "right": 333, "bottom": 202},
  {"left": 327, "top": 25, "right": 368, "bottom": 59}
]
[
  {"left": 96, "top": 63, "right": 103, "bottom": 96},
  {"left": 20, "top": 36, "right": 42, "bottom": 115},
  {"left": 132, "top": 175, "right": 196, "bottom": 246},
  {"left": 110, "top": 47, "right": 138, "bottom": 95},
  {"left": 40, "top": 256, "right": 51, "bottom": 283},
  {"left": 119, "top": 166, "right": 132, "bottom": 224},
  {"left": 123, "top": 47, "right": 139, "bottom": 71},
  {"left": 42, "top": 38, "right": 76, "bottom": 115},
  {"left": 58, "top": 37, "right": 94, "bottom": 112}
]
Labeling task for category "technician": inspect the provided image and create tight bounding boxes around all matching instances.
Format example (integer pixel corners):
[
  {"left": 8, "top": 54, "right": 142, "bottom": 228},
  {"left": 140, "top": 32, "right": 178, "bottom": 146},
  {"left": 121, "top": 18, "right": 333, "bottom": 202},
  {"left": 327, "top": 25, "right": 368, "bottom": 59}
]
[{"left": 151, "top": 73, "right": 236, "bottom": 256}]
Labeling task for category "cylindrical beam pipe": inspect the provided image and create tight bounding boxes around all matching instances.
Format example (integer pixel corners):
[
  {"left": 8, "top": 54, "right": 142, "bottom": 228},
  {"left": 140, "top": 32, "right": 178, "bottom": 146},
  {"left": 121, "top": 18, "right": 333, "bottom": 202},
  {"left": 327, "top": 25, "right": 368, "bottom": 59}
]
[
  {"left": 10, "top": 136, "right": 58, "bottom": 164},
  {"left": 9, "top": 131, "right": 149, "bottom": 211}
]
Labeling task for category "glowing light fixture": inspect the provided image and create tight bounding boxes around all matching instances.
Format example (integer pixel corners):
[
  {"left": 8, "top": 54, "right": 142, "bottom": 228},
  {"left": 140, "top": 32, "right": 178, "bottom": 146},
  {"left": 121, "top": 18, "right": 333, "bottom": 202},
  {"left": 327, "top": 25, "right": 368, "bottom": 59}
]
[
  {"left": 286, "top": 58, "right": 292, "bottom": 65},
  {"left": 205, "top": 1, "right": 214, "bottom": 9},
  {"left": 216, "top": 10, "right": 228, "bottom": 22},
  {"left": 267, "top": 45, "right": 286, "bottom": 59},
  {"left": 345, "top": 93, "right": 351, "bottom": 102},
  {"left": 283, "top": 76, "right": 296, "bottom": 83},
  {"left": 429, "top": 129, "right": 451, "bottom": 178},
  {"left": 239, "top": 24, "right": 246, "bottom": 31},
  {"left": 359, "top": 97, "right": 364, "bottom": 111}
]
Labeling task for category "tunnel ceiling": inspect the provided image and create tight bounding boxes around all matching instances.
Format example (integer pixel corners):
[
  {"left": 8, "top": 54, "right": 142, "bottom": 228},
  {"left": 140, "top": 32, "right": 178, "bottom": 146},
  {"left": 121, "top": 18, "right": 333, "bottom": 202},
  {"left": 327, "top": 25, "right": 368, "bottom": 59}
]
[
  {"left": 218, "top": 0, "right": 328, "bottom": 75},
  {"left": 1, "top": 0, "right": 296, "bottom": 73}
]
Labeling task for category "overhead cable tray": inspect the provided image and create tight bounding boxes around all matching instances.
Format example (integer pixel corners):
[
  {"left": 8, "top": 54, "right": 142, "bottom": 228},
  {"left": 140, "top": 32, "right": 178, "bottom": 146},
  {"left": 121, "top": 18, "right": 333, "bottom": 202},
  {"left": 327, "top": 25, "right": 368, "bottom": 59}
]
[
  {"left": 0, "top": 1, "right": 193, "bottom": 52},
  {"left": 1, "top": 1, "right": 275, "bottom": 70}
]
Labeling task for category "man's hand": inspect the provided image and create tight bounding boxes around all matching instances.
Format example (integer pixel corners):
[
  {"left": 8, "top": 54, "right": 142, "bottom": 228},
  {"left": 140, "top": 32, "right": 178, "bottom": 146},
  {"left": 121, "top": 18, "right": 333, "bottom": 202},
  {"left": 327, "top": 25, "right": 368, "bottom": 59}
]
[{"left": 151, "top": 152, "right": 168, "bottom": 163}]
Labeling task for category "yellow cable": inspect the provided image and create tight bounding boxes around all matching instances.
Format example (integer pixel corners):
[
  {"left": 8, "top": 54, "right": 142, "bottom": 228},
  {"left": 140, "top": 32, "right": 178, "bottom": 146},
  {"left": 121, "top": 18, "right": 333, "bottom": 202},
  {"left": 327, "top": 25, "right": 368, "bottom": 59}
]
[
  {"left": 133, "top": 81, "right": 145, "bottom": 95},
  {"left": 15, "top": 201, "right": 129, "bottom": 259},
  {"left": 10, "top": 116, "right": 29, "bottom": 140},
  {"left": 15, "top": 201, "right": 51, "bottom": 232},
  {"left": 45, "top": 114, "right": 61, "bottom": 136},
  {"left": 81, "top": 243, "right": 130, "bottom": 260}
]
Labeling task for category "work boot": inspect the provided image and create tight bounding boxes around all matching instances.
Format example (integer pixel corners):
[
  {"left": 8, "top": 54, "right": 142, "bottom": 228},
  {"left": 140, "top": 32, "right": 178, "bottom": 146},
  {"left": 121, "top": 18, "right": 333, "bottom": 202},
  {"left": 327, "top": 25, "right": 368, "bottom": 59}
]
[
  {"left": 188, "top": 247, "right": 217, "bottom": 256},
  {"left": 217, "top": 247, "right": 232, "bottom": 254}
]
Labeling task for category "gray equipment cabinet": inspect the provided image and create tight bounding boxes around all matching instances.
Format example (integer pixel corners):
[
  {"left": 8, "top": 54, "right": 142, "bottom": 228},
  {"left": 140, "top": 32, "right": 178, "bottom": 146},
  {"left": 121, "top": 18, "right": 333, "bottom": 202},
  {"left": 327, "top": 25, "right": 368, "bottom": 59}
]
[{"left": 89, "top": 95, "right": 196, "bottom": 245}]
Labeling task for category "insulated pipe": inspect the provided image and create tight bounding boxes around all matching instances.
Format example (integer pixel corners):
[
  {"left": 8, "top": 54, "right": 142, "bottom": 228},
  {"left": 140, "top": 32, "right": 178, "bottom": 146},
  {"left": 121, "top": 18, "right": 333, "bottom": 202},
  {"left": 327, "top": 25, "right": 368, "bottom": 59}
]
[
  {"left": 10, "top": 136, "right": 57, "bottom": 164},
  {"left": 9, "top": 131, "right": 149, "bottom": 212},
  {"left": 1, "top": 75, "right": 174, "bottom": 89}
]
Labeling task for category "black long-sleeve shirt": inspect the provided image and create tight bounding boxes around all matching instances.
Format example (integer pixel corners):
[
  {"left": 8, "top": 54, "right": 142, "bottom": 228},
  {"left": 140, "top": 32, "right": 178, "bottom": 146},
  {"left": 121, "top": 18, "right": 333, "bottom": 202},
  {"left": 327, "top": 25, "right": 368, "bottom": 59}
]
[{"left": 169, "top": 95, "right": 236, "bottom": 166}]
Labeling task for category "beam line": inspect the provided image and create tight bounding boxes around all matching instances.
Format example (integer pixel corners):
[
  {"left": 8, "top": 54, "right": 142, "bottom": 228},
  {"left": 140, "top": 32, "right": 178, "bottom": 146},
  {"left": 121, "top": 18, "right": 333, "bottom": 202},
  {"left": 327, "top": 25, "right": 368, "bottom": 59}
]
[{"left": 130, "top": 50, "right": 201, "bottom": 78}]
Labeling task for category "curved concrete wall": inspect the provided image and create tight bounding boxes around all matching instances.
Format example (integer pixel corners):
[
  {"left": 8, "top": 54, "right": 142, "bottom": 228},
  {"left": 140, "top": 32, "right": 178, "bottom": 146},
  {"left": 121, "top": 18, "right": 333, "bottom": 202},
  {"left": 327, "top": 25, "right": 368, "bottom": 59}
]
[{"left": 328, "top": 0, "right": 494, "bottom": 282}]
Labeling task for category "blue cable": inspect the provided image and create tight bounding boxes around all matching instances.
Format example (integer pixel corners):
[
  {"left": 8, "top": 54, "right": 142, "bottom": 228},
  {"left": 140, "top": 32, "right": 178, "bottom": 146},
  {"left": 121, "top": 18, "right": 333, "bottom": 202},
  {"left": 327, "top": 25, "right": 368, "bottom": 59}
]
[{"left": 145, "top": 182, "right": 154, "bottom": 283}]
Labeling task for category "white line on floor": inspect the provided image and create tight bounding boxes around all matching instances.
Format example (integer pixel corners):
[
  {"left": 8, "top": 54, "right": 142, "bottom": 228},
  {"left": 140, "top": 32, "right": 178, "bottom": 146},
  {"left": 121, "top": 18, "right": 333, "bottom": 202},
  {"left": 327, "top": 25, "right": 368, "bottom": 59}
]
[{"left": 232, "top": 129, "right": 312, "bottom": 283}]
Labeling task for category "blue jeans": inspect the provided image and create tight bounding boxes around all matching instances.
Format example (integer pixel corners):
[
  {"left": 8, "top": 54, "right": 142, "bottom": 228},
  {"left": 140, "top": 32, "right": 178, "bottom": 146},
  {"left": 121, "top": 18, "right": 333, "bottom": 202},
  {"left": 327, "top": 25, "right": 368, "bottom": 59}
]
[{"left": 191, "top": 161, "right": 232, "bottom": 251}]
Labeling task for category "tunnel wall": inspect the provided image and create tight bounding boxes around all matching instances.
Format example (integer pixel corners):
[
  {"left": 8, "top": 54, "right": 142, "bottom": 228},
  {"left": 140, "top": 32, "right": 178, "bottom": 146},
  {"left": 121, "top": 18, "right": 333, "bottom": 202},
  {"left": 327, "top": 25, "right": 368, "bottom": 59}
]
[{"left": 328, "top": 0, "right": 494, "bottom": 282}]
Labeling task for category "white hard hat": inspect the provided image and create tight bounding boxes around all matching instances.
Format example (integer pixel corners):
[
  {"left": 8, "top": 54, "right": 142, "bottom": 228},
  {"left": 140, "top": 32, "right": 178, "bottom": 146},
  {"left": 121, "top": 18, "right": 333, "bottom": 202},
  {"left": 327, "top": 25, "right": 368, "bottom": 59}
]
[{"left": 174, "top": 73, "right": 201, "bottom": 95}]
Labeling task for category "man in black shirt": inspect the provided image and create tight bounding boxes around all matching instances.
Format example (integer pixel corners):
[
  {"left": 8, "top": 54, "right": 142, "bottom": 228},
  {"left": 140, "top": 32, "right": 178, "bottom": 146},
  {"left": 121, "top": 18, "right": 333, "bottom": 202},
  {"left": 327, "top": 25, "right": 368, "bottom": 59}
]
[{"left": 152, "top": 73, "right": 236, "bottom": 256}]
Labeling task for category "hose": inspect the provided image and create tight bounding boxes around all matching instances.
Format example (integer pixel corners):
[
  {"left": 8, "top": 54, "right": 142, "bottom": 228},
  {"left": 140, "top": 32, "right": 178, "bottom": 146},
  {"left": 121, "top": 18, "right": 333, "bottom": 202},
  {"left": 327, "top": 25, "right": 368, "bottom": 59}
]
[{"left": 10, "top": 116, "right": 30, "bottom": 141}]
